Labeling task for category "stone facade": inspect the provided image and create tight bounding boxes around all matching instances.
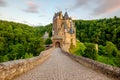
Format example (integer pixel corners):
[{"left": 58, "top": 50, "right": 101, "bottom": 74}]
[{"left": 52, "top": 11, "right": 76, "bottom": 51}]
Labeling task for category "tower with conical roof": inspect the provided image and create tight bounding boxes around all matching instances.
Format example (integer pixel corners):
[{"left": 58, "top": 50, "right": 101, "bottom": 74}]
[{"left": 52, "top": 11, "right": 76, "bottom": 52}]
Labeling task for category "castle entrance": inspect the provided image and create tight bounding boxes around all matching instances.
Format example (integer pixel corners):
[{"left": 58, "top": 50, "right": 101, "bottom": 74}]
[{"left": 55, "top": 42, "right": 60, "bottom": 48}]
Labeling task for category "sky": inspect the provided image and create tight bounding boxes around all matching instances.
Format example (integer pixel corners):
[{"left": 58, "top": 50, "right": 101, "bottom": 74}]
[{"left": 0, "top": 0, "right": 120, "bottom": 26}]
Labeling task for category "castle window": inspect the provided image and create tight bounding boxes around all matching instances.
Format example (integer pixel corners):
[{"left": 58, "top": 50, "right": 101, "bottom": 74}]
[
  {"left": 70, "top": 27, "right": 74, "bottom": 34},
  {"left": 63, "top": 22, "right": 67, "bottom": 29}
]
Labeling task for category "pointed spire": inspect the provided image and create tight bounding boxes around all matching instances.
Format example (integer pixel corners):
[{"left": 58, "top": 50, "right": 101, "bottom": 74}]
[{"left": 64, "top": 9, "right": 69, "bottom": 19}]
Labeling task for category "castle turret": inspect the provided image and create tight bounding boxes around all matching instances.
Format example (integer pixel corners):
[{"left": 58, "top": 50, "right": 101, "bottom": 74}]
[
  {"left": 52, "top": 11, "right": 76, "bottom": 51},
  {"left": 64, "top": 12, "right": 69, "bottom": 19}
]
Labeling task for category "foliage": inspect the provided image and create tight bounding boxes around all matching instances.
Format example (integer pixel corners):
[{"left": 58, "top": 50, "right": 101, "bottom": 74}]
[
  {"left": 98, "top": 45, "right": 107, "bottom": 56},
  {"left": 74, "top": 16, "right": 120, "bottom": 50},
  {"left": 97, "top": 41, "right": 120, "bottom": 67},
  {"left": 70, "top": 41, "right": 97, "bottom": 60},
  {"left": 0, "top": 20, "right": 45, "bottom": 62},
  {"left": 97, "top": 55, "right": 117, "bottom": 66},
  {"left": 83, "top": 43, "right": 98, "bottom": 60},
  {"left": 105, "top": 41, "right": 119, "bottom": 57},
  {"left": 73, "top": 17, "right": 120, "bottom": 67},
  {"left": 24, "top": 53, "right": 33, "bottom": 59},
  {"left": 70, "top": 41, "right": 86, "bottom": 56},
  {"left": 44, "top": 38, "right": 52, "bottom": 45},
  {"left": 98, "top": 41, "right": 119, "bottom": 57},
  {"left": 35, "top": 23, "right": 52, "bottom": 37}
]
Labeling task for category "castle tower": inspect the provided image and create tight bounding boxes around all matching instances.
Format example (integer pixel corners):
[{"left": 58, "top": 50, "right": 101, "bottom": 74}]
[{"left": 52, "top": 11, "right": 76, "bottom": 52}]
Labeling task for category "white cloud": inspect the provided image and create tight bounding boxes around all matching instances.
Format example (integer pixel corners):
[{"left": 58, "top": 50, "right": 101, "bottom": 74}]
[
  {"left": 23, "top": 0, "right": 39, "bottom": 13},
  {"left": 70, "top": 0, "right": 120, "bottom": 15}
]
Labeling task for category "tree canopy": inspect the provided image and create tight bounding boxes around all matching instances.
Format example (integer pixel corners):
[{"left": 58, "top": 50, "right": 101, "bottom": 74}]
[
  {"left": 74, "top": 16, "right": 120, "bottom": 50},
  {"left": 0, "top": 20, "right": 45, "bottom": 62}
]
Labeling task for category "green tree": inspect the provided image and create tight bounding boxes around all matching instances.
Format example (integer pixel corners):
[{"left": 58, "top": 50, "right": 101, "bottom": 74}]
[
  {"left": 105, "top": 41, "right": 119, "bottom": 57},
  {"left": 83, "top": 43, "right": 98, "bottom": 60},
  {"left": 44, "top": 38, "right": 52, "bottom": 45}
]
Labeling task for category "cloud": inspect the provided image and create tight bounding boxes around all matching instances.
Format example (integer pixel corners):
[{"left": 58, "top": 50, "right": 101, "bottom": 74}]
[
  {"left": 70, "top": 0, "right": 120, "bottom": 15},
  {"left": 70, "top": 0, "right": 91, "bottom": 10},
  {"left": 93, "top": 0, "right": 120, "bottom": 15},
  {"left": 23, "top": 0, "right": 39, "bottom": 13},
  {"left": 0, "top": 0, "right": 6, "bottom": 7}
]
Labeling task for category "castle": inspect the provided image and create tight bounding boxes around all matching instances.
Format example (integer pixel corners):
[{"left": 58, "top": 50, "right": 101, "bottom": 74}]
[{"left": 52, "top": 11, "right": 76, "bottom": 51}]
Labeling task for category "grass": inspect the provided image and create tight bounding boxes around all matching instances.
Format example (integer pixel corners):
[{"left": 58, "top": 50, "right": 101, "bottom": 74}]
[{"left": 97, "top": 55, "right": 117, "bottom": 66}]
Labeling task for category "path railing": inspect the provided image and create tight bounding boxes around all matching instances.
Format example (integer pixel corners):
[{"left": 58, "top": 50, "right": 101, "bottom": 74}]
[
  {"left": 0, "top": 48, "right": 53, "bottom": 80},
  {"left": 61, "top": 49, "right": 120, "bottom": 80}
]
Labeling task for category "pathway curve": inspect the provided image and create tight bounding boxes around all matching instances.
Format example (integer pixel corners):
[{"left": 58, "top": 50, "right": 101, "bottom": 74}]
[{"left": 14, "top": 48, "right": 113, "bottom": 80}]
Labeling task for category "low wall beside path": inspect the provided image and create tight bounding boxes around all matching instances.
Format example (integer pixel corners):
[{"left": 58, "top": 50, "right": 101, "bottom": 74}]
[
  {"left": 0, "top": 48, "right": 53, "bottom": 80},
  {"left": 61, "top": 50, "right": 120, "bottom": 80}
]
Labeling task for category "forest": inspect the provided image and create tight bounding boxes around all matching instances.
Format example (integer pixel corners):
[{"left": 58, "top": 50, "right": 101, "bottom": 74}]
[
  {"left": 0, "top": 20, "right": 49, "bottom": 62},
  {"left": 71, "top": 16, "right": 120, "bottom": 67},
  {"left": 0, "top": 16, "right": 120, "bottom": 67},
  {"left": 74, "top": 16, "right": 120, "bottom": 50}
]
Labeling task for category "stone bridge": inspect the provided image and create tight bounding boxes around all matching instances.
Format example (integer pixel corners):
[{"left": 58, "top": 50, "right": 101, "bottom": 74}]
[{"left": 1, "top": 48, "right": 119, "bottom": 80}]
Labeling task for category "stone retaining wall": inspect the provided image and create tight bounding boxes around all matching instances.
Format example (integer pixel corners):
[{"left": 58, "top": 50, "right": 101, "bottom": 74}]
[
  {"left": 62, "top": 50, "right": 120, "bottom": 80},
  {"left": 0, "top": 48, "right": 53, "bottom": 80}
]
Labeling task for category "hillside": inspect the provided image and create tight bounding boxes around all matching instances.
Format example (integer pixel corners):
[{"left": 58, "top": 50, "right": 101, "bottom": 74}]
[
  {"left": 72, "top": 16, "right": 120, "bottom": 67},
  {"left": 74, "top": 16, "right": 120, "bottom": 50},
  {"left": 0, "top": 20, "right": 45, "bottom": 62}
]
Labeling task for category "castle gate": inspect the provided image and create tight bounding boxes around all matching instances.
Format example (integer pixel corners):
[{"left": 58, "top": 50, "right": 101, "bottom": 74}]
[{"left": 55, "top": 42, "right": 60, "bottom": 48}]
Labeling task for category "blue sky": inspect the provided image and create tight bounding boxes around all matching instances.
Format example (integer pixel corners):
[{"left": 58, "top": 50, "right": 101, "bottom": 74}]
[{"left": 0, "top": 0, "right": 120, "bottom": 26}]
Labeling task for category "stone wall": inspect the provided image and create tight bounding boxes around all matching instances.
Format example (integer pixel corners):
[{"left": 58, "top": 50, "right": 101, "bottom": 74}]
[
  {"left": 0, "top": 48, "right": 53, "bottom": 80},
  {"left": 61, "top": 50, "right": 120, "bottom": 80}
]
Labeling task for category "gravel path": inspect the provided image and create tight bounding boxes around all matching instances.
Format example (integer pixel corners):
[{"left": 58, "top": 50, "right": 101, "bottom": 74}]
[{"left": 14, "top": 48, "right": 113, "bottom": 80}]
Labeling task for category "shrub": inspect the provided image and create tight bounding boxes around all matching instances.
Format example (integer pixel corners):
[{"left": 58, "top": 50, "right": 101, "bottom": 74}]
[
  {"left": 98, "top": 45, "right": 107, "bottom": 56},
  {"left": 83, "top": 43, "right": 98, "bottom": 60},
  {"left": 105, "top": 41, "right": 119, "bottom": 57},
  {"left": 0, "top": 55, "right": 9, "bottom": 62},
  {"left": 114, "top": 53, "right": 120, "bottom": 67},
  {"left": 24, "top": 53, "right": 33, "bottom": 58},
  {"left": 44, "top": 38, "right": 52, "bottom": 45},
  {"left": 69, "top": 41, "right": 86, "bottom": 56},
  {"left": 98, "top": 41, "right": 120, "bottom": 67},
  {"left": 98, "top": 41, "right": 119, "bottom": 57}
]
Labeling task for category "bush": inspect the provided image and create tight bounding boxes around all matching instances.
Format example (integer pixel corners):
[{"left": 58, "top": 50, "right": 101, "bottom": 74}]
[
  {"left": 69, "top": 41, "right": 86, "bottom": 56},
  {"left": 98, "top": 41, "right": 119, "bottom": 57},
  {"left": 98, "top": 41, "right": 120, "bottom": 67},
  {"left": 44, "top": 38, "right": 52, "bottom": 45},
  {"left": 24, "top": 53, "right": 33, "bottom": 58},
  {"left": 105, "top": 41, "right": 119, "bottom": 57},
  {"left": 98, "top": 45, "right": 107, "bottom": 56},
  {"left": 114, "top": 53, "right": 120, "bottom": 67},
  {"left": 83, "top": 43, "right": 98, "bottom": 60},
  {"left": 0, "top": 55, "right": 9, "bottom": 62},
  {"left": 97, "top": 55, "right": 117, "bottom": 66}
]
